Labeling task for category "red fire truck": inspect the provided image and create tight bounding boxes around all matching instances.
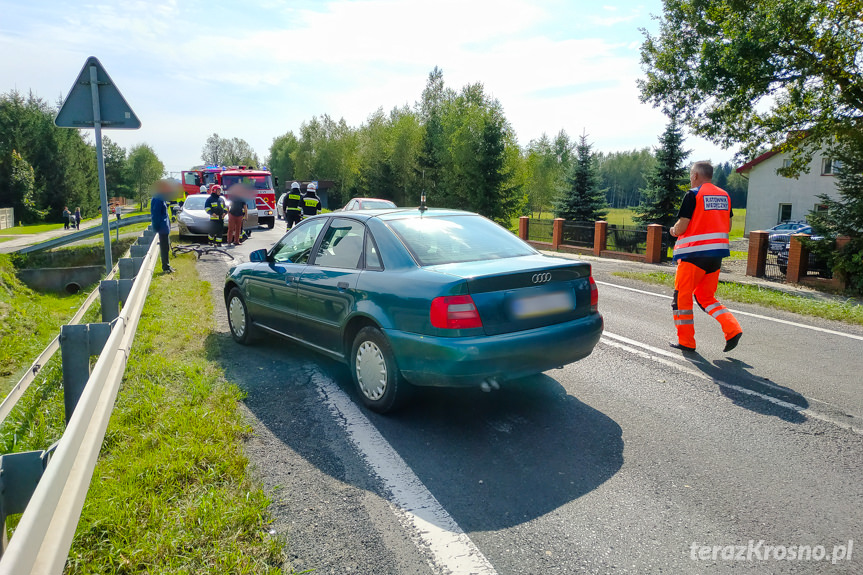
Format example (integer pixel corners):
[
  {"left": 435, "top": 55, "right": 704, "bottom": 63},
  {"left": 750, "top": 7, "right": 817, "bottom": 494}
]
[
  {"left": 180, "top": 165, "right": 277, "bottom": 228},
  {"left": 219, "top": 166, "right": 277, "bottom": 228},
  {"left": 180, "top": 165, "right": 225, "bottom": 197}
]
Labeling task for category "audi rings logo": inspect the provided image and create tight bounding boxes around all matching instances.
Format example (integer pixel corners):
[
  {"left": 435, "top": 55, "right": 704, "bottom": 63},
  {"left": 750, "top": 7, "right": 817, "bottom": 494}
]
[{"left": 532, "top": 272, "right": 552, "bottom": 284}]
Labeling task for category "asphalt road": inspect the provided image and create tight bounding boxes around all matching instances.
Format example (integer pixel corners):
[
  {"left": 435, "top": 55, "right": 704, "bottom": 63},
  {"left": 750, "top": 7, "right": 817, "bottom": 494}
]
[{"left": 192, "top": 224, "right": 862, "bottom": 574}]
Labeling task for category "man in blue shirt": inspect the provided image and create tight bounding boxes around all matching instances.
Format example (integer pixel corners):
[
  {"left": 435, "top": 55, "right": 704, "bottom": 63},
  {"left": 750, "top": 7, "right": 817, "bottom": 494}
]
[{"left": 150, "top": 180, "right": 175, "bottom": 273}]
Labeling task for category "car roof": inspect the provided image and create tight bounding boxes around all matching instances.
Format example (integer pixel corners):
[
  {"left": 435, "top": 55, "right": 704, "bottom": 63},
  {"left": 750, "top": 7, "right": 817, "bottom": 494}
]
[{"left": 322, "top": 208, "right": 477, "bottom": 221}]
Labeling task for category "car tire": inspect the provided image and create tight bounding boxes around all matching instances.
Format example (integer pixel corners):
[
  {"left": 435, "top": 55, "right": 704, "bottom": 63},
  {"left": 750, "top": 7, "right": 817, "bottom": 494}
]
[
  {"left": 351, "top": 326, "right": 411, "bottom": 413},
  {"left": 779, "top": 265, "right": 787, "bottom": 275},
  {"left": 227, "top": 287, "right": 255, "bottom": 345},
  {"left": 267, "top": 219, "right": 275, "bottom": 229}
]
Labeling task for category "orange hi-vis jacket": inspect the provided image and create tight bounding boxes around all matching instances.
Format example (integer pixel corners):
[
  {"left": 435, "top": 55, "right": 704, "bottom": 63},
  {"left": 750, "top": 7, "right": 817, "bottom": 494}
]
[{"left": 672, "top": 182, "right": 732, "bottom": 262}]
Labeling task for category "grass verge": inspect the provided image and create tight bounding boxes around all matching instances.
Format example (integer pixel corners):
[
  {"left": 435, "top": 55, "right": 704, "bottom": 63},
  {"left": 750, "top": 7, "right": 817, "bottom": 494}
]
[
  {"left": 612, "top": 271, "right": 863, "bottom": 326},
  {"left": 61, "top": 253, "right": 285, "bottom": 573}
]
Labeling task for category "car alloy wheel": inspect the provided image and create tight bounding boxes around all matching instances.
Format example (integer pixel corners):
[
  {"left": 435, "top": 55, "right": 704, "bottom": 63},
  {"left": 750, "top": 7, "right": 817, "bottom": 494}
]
[{"left": 356, "top": 341, "right": 387, "bottom": 401}]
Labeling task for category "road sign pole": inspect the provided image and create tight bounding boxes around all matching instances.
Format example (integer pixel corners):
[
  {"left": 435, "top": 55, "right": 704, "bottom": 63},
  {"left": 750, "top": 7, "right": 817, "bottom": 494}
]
[{"left": 89, "top": 65, "right": 112, "bottom": 274}]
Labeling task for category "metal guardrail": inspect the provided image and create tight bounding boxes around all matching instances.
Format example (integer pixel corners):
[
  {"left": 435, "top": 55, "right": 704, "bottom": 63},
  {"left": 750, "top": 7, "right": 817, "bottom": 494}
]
[
  {"left": 0, "top": 230, "right": 159, "bottom": 573},
  {"left": 14, "top": 215, "right": 150, "bottom": 254}
]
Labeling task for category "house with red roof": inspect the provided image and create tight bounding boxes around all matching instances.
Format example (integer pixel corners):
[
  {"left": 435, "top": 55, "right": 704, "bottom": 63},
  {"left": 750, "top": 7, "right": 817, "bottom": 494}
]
[{"left": 736, "top": 150, "right": 842, "bottom": 235}]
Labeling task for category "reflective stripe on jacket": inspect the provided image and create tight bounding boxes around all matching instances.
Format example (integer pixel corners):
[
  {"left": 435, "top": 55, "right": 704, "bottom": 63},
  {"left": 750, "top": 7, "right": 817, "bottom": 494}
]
[
  {"left": 302, "top": 196, "right": 320, "bottom": 217},
  {"left": 204, "top": 195, "right": 226, "bottom": 220},
  {"left": 673, "top": 182, "right": 731, "bottom": 261},
  {"left": 285, "top": 192, "right": 302, "bottom": 211}
]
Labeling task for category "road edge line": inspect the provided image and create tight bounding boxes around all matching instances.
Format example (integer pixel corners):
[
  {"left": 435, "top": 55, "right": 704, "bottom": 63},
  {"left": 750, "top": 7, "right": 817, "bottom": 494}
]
[{"left": 310, "top": 367, "right": 499, "bottom": 575}]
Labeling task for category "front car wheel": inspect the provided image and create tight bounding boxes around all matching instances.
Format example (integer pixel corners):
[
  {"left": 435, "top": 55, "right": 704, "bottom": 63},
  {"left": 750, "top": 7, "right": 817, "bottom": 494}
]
[{"left": 227, "top": 287, "right": 254, "bottom": 344}]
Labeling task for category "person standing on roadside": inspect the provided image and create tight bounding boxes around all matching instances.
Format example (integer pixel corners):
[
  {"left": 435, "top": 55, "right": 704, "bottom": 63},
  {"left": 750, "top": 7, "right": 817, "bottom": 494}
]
[
  {"left": 669, "top": 161, "right": 742, "bottom": 353},
  {"left": 150, "top": 180, "right": 175, "bottom": 273},
  {"left": 283, "top": 181, "right": 303, "bottom": 229},
  {"left": 204, "top": 185, "right": 227, "bottom": 245},
  {"left": 62, "top": 206, "right": 71, "bottom": 230},
  {"left": 301, "top": 182, "right": 321, "bottom": 220},
  {"left": 226, "top": 190, "right": 247, "bottom": 246},
  {"left": 74, "top": 207, "right": 82, "bottom": 230}
]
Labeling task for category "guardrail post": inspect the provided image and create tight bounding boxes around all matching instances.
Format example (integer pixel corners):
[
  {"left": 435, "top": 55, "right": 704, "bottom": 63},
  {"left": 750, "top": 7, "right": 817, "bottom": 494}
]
[
  {"left": 100, "top": 280, "right": 120, "bottom": 323},
  {"left": 132, "top": 256, "right": 144, "bottom": 276},
  {"left": 0, "top": 451, "right": 47, "bottom": 558},
  {"left": 518, "top": 216, "right": 529, "bottom": 240},
  {"left": 60, "top": 325, "right": 90, "bottom": 425},
  {"left": 118, "top": 279, "right": 133, "bottom": 305},
  {"left": 60, "top": 323, "right": 111, "bottom": 424},
  {"left": 118, "top": 257, "right": 135, "bottom": 280},
  {"left": 130, "top": 244, "right": 148, "bottom": 259}
]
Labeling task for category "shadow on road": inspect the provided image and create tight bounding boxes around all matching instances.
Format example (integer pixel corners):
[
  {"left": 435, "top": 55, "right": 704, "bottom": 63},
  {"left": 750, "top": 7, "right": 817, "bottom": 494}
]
[
  {"left": 207, "top": 331, "right": 624, "bottom": 532},
  {"left": 682, "top": 355, "right": 808, "bottom": 424}
]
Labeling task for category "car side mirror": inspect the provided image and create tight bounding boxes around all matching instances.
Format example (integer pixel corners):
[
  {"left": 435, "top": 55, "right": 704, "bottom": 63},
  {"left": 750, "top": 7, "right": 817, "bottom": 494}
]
[{"left": 249, "top": 248, "right": 268, "bottom": 263}]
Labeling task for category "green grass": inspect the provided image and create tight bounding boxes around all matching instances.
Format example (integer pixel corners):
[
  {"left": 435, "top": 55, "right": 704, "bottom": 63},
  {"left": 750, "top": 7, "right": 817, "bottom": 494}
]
[
  {"left": 0, "top": 254, "right": 90, "bottom": 394},
  {"left": 66, "top": 255, "right": 285, "bottom": 573},
  {"left": 0, "top": 210, "right": 149, "bottom": 236},
  {"left": 728, "top": 250, "right": 748, "bottom": 261},
  {"left": 0, "top": 237, "right": 12, "bottom": 243},
  {"left": 612, "top": 271, "right": 863, "bottom": 326}
]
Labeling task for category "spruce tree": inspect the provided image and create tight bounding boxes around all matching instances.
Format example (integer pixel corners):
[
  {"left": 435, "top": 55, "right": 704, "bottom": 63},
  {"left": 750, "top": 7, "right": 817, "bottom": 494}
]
[
  {"left": 634, "top": 118, "right": 690, "bottom": 229},
  {"left": 554, "top": 133, "right": 607, "bottom": 222},
  {"left": 807, "top": 133, "right": 863, "bottom": 293}
]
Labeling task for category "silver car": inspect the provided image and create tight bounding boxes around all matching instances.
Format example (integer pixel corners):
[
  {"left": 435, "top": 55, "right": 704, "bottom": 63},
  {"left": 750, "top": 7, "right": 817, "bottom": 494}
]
[{"left": 177, "top": 194, "right": 259, "bottom": 238}]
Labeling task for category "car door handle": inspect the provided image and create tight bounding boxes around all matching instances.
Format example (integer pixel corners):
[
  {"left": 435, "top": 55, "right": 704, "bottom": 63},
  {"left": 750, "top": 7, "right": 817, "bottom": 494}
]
[
  {"left": 337, "top": 281, "right": 349, "bottom": 290},
  {"left": 285, "top": 275, "right": 297, "bottom": 285}
]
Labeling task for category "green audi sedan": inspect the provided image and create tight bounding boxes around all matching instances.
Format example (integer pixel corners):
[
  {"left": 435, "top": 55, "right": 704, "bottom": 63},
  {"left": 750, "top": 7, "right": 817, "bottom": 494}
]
[{"left": 224, "top": 209, "right": 603, "bottom": 413}]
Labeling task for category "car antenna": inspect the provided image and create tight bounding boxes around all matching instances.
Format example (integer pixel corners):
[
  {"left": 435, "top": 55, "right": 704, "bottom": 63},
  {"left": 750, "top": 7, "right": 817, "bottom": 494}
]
[{"left": 419, "top": 170, "right": 427, "bottom": 214}]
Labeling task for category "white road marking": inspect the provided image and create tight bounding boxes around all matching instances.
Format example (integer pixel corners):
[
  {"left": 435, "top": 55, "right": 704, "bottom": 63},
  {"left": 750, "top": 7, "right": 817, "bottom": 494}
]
[
  {"left": 311, "top": 368, "right": 498, "bottom": 575},
  {"left": 598, "top": 335, "right": 863, "bottom": 435},
  {"left": 595, "top": 280, "right": 863, "bottom": 342}
]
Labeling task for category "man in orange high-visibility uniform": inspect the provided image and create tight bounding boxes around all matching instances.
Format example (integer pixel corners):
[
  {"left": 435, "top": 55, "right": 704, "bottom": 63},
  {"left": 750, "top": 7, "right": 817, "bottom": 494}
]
[{"left": 669, "top": 161, "right": 743, "bottom": 353}]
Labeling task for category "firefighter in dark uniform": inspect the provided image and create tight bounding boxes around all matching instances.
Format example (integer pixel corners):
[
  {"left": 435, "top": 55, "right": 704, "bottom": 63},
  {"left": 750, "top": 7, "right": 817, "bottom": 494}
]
[
  {"left": 302, "top": 182, "right": 321, "bottom": 220},
  {"left": 204, "top": 184, "right": 227, "bottom": 244},
  {"left": 283, "top": 181, "right": 303, "bottom": 229}
]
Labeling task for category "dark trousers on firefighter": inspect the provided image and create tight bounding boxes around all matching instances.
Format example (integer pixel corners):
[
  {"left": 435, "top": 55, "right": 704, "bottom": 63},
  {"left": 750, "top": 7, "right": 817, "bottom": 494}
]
[
  {"left": 208, "top": 217, "right": 223, "bottom": 244},
  {"left": 286, "top": 209, "right": 301, "bottom": 229},
  {"left": 673, "top": 260, "right": 742, "bottom": 349}
]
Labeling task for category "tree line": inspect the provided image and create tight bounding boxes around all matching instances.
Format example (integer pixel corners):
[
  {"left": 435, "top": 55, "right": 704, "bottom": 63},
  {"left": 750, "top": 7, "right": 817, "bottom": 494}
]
[
  {"left": 264, "top": 68, "right": 746, "bottom": 225},
  {"left": 0, "top": 91, "right": 165, "bottom": 223}
]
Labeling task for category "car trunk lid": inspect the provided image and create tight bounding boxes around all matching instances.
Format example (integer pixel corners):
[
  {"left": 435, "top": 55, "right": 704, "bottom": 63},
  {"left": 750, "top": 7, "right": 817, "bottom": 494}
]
[{"left": 425, "top": 256, "right": 593, "bottom": 335}]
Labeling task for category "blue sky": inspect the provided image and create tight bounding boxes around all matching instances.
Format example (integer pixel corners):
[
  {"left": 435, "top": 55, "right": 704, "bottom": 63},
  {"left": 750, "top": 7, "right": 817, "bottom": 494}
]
[{"left": 1, "top": 0, "right": 737, "bottom": 175}]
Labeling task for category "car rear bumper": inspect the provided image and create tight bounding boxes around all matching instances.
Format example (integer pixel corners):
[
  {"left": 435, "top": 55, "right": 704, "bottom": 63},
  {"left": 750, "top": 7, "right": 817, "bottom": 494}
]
[{"left": 385, "top": 313, "right": 603, "bottom": 387}]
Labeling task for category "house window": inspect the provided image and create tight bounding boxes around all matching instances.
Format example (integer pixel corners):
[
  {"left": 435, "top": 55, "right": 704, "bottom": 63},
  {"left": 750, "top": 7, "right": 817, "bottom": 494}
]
[
  {"left": 821, "top": 158, "right": 842, "bottom": 175},
  {"left": 778, "top": 204, "right": 792, "bottom": 223},
  {"left": 814, "top": 203, "right": 829, "bottom": 214}
]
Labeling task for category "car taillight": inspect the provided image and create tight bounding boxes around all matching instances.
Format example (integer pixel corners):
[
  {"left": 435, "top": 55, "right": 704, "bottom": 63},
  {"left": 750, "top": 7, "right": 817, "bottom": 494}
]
[
  {"left": 430, "top": 295, "right": 483, "bottom": 329},
  {"left": 589, "top": 276, "right": 599, "bottom": 313}
]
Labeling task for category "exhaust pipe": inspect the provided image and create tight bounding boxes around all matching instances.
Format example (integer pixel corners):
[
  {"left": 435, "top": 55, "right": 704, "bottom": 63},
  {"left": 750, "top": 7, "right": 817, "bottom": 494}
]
[{"left": 480, "top": 378, "right": 501, "bottom": 393}]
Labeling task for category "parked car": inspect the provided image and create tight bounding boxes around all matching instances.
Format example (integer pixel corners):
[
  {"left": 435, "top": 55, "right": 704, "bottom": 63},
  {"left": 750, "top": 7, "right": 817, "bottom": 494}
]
[
  {"left": 224, "top": 209, "right": 603, "bottom": 413},
  {"left": 276, "top": 193, "right": 286, "bottom": 220},
  {"left": 769, "top": 225, "right": 813, "bottom": 253},
  {"left": 775, "top": 234, "right": 831, "bottom": 277},
  {"left": 340, "top": 198, "right": 397, "bottom": 211},
  {"left": 176, "top": 194, "right": 259, "bottom": 239},
  {"left": 766, "top": 221, "right": 809, "bottom": 233}
]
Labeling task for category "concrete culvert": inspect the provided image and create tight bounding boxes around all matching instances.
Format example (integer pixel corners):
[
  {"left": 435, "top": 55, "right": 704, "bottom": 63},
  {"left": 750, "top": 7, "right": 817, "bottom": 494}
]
[{"left": 65, "top": 282, "right": 81, "bottom": 294}]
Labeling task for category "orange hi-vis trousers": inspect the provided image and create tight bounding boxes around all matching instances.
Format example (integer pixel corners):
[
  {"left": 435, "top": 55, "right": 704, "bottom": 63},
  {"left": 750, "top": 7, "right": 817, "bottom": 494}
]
[{"left": 672, "top": 261, "right": 742, "bottom": 349}]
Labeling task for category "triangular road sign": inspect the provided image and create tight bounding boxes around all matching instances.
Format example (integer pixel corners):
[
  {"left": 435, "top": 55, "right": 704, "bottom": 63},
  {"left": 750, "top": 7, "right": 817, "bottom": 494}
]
[{"left": 55, "top": 56, "right": 141, "bottom": 129}]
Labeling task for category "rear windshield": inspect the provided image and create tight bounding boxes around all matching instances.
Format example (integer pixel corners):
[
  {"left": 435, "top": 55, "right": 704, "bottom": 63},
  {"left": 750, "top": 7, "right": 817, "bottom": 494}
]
[
  {"left": 182, "top": 195, "right": 207, "bottom": 209},
  {"left": 362, "top": 200, "right": 396, "bottom": 209},
  {"left": 387, "top": 215, "right": 535, "bottom": 266}
]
